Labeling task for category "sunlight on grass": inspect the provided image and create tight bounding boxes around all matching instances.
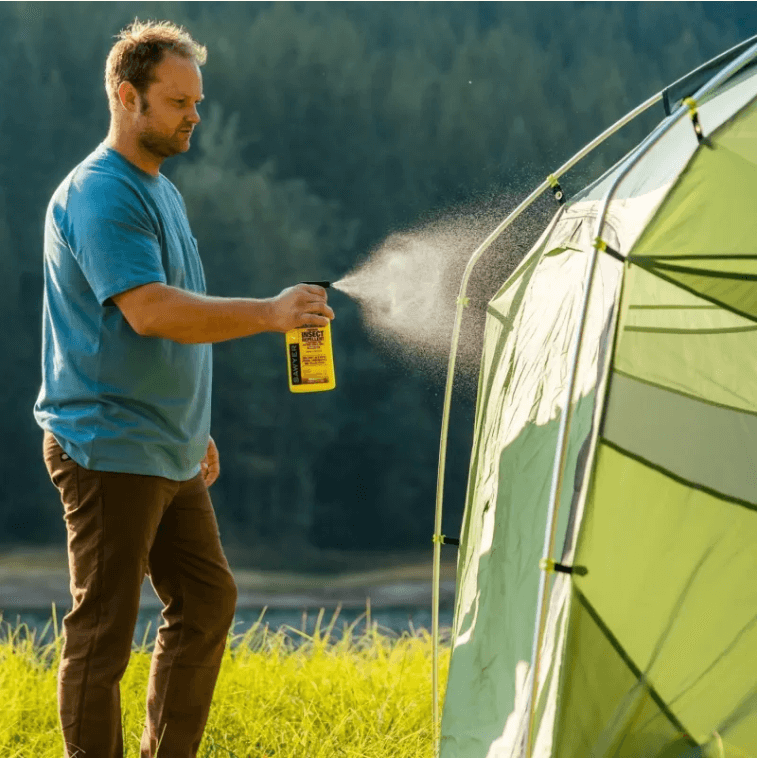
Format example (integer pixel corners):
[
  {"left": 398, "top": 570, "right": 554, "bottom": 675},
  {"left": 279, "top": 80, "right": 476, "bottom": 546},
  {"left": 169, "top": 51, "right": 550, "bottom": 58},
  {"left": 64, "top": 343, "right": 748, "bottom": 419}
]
[{"left": 0, "top": 603, "right": 451, "bottom": 757}]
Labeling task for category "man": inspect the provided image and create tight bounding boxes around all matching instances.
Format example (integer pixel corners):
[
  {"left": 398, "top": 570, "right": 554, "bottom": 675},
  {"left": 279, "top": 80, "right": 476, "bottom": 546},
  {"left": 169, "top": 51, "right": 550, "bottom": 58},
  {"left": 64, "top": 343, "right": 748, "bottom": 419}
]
[{"left": 33, "top": 19, "right": 334, "bottom": 758}]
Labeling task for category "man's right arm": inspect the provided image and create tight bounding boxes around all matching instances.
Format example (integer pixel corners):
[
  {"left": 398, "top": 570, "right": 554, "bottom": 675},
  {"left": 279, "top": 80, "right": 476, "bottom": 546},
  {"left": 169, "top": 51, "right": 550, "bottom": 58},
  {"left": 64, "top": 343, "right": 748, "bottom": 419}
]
[{"left": 112, "top": 282, "right": 334, "bottom": 344}]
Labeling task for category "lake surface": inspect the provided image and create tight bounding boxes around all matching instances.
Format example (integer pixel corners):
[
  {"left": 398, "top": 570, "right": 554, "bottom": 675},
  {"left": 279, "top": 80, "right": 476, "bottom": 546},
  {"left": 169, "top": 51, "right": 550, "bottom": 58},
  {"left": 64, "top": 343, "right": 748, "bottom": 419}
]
[{"left": 0, "top": 605, "right": 456, "bottom": 648}]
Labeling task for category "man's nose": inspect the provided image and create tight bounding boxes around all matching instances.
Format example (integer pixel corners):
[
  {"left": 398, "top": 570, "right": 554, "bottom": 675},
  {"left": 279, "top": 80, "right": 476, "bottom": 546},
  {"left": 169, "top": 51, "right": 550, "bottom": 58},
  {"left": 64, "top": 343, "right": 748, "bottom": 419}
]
[{"left": 187, "top": 106, "right": 201, "bottom": 125}]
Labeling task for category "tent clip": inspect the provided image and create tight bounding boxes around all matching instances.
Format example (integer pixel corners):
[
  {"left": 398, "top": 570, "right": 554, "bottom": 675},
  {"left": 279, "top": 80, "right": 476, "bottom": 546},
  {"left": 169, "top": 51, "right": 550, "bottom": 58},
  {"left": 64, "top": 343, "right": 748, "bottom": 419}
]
[
  {"left": 432, "top": 533, "right": 460, "bottom": 547},
  {"left": 547, "top": 174, "right": 566, "bottom": 205},
  {"left": 683, "top": 97, "right": 712, "bottom": 148},
  {"left": 539, "top": 558, "right": 587, "bottom": 576},
  {"left": 594, "top": 237, "right": 624, "bottom": 263}
]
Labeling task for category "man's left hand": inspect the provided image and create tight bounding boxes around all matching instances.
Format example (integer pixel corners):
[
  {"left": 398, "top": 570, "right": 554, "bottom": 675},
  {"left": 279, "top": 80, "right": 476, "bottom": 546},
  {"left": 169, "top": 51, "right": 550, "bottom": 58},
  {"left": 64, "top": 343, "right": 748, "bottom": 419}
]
[{"left": 201, "top": 436, "right": 220, "bottom": 487}]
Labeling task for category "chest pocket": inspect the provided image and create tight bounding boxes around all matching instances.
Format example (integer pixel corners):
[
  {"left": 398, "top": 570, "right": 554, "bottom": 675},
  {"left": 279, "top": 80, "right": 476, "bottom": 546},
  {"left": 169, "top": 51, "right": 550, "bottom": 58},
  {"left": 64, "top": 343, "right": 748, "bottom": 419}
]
[
  {"left": 155, "top": 184, "right": 205, "bottom": 294},
  {"left": 161, "top": 224, "right": 206, "bottom": 294},
  {"left": 184, "top": 235, "right": 206, "bottom": 294}
]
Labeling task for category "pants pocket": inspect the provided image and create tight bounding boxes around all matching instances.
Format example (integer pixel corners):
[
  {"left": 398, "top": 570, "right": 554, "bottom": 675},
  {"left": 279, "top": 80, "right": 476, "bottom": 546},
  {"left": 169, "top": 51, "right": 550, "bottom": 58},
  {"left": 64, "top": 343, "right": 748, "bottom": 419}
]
[{"left": 43, "top": 434, "right": 80, "bottom": 497}]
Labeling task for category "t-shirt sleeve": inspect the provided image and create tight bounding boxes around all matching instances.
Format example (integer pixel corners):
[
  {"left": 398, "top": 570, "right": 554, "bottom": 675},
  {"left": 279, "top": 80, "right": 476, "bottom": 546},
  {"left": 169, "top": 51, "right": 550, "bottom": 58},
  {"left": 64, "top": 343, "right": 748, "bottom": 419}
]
[{"left": 66, "top": 177, "right": 167, "bottom": 306}]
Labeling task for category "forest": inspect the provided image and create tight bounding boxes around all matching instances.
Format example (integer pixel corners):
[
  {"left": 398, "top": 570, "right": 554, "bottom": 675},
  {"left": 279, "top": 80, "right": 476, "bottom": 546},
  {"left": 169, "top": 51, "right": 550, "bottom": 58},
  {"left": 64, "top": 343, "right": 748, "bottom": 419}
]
[{"left": 1, "top": 2, "right": 753, "bottom": 569}]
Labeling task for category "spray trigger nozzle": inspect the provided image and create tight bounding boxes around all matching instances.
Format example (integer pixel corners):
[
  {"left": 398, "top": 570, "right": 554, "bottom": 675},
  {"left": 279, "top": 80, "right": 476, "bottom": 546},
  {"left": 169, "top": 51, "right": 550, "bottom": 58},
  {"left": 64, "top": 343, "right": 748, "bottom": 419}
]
[{"left": 301, "top": 281, "right": 331, "bottom": 289}]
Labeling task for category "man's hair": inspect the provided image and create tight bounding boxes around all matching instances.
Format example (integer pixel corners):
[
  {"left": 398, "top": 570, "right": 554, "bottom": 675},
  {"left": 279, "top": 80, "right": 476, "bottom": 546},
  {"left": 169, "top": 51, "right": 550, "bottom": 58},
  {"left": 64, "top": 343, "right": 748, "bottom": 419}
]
[{"left": 105, "top": 19, "right": 207, "bottom": 110}]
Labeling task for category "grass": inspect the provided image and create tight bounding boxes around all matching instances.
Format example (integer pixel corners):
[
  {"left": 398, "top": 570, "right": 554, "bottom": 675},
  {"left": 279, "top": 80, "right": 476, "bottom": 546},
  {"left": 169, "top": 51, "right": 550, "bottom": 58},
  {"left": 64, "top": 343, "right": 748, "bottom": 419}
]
[{"left": 0, "top": 604, "right": 451, "bottom": 757}]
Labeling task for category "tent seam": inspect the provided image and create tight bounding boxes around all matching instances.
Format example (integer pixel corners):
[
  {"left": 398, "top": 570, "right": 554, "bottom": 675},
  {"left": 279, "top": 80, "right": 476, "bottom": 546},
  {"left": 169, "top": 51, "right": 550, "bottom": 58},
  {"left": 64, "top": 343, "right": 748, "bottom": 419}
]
[
  {"left": 638, "top": 261, "right": 757, "bottom": 281},
  {"left": 573, "top": 589, "right": 697, "bottom": 746},
  {"left": 624, "top": 325, "right": 757, "bottom": 334},
  {"left": 628, "top": 263, "right": 757, "bottom": 325},
  {"left": 612, "top": 368, "right": 757, "bottom": 419},
  {"left": 631, "top": 255, "right": 757, "bottom": 261},
  {"left": 600, "top": 437, "right": 757, "bottom": 513}
]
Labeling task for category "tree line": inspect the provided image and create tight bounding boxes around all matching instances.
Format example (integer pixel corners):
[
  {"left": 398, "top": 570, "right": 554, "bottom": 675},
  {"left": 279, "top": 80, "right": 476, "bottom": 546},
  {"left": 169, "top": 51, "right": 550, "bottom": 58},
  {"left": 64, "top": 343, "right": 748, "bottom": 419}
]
[{"left": 0, "top": 2, "right": 749, "bottom": 568}]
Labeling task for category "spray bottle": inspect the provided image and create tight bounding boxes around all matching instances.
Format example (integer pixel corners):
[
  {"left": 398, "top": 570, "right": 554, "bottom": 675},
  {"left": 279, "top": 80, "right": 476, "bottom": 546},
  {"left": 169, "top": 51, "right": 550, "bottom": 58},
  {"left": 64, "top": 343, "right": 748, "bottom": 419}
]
[{"left": 286, "top": 281, "right": 336, "bottom": 393}]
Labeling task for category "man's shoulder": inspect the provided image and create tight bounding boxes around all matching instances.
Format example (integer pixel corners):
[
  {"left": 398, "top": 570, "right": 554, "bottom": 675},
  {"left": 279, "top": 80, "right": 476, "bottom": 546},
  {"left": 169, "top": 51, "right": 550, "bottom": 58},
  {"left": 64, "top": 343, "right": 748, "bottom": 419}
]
[
  {"left": 54, "top": 145, "right": 150, "bottom": 217},
  {"left": 48, "top": 146, "right": 163, "bottom": 250},
  {"left": 74, "top": 145, "right": 145, "bottom": 196}
]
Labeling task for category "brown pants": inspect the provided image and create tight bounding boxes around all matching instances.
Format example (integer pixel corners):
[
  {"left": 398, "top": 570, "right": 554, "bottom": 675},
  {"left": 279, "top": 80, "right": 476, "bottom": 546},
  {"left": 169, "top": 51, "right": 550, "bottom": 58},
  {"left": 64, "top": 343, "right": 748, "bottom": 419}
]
[{"left": 43, "top": 431, "right": 238, "bottom": 758}]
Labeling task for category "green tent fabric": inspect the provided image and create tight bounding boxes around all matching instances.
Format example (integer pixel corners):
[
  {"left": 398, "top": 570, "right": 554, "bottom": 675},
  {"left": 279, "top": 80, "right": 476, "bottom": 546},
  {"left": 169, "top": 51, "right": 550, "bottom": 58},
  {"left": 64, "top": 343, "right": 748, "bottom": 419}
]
[{"left": 440, "top": 47, "right": 757, "bottom": 758}]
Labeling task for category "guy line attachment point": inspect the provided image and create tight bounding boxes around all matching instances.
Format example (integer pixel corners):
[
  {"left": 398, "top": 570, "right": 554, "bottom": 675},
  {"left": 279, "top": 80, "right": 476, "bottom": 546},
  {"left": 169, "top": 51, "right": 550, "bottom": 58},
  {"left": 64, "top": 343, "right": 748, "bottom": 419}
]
[
  {"left": 433, "top": 534, "right": 460, "bottom": 546},
  {"left": 547, "top": 173, "right": 566, "bottom": 205},
  {"left": 682, "top": 97, "right": 710, "bottom": 146},
  {"left": 539, "top": 558, "right": 587, "bottom": 576}
]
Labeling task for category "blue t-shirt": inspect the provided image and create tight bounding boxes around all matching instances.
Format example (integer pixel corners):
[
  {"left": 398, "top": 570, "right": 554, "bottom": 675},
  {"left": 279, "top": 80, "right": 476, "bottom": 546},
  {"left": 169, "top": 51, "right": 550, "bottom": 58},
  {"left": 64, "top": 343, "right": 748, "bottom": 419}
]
[{"left": 33, "top": 143, "right": 212, "bottom": 480}]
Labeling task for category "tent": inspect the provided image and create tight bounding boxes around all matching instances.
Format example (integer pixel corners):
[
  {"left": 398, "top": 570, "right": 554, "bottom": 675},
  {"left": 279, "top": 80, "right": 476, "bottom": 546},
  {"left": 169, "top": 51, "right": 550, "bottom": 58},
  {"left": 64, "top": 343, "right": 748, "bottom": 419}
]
[{"left": 430, "top": 36, "right": 757, "bottom": 758}]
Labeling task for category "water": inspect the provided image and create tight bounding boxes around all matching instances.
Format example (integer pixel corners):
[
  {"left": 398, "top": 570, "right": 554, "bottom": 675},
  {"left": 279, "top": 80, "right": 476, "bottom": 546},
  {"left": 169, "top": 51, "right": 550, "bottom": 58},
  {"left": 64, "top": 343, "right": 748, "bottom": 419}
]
[{"left": 0, "top": 605, "right": 455, "bottom": 649}]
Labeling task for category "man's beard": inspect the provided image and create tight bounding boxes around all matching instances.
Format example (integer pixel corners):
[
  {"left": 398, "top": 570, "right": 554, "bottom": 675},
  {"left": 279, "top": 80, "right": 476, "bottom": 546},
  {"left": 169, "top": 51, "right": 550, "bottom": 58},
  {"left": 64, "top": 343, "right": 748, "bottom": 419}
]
[
  {"left": 137, "top": 126, "right": 186, "bottom": 160},
  {"left": 136, "top": 98, "right": 188, "bottom": 160}
]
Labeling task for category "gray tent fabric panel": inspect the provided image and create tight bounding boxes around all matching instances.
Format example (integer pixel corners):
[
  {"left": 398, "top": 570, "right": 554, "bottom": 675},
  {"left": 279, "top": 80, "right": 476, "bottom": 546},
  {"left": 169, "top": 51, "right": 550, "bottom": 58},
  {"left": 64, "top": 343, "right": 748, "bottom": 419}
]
[{"left": 603, "top": 372, "right": 757, "bottom": 507}]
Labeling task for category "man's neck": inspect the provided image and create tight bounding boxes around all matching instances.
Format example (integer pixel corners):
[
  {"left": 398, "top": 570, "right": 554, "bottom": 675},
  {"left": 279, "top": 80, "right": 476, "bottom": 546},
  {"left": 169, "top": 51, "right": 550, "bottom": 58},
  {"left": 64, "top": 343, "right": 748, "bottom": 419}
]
[{"left": 105, "top": 127, "right": 162, "bottom": 177}]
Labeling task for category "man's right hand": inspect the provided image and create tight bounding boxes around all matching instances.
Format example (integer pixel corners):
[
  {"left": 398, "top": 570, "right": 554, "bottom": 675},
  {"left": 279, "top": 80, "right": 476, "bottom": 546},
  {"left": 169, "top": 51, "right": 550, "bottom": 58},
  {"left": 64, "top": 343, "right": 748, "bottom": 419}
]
[{"left": 267, "top": 283, "right": 334, "bottom": 332}]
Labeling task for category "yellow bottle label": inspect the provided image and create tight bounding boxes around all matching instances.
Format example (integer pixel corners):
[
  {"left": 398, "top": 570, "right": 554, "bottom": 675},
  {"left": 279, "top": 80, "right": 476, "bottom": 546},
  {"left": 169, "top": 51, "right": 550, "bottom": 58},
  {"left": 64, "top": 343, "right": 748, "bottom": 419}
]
[{"left": 285, "top": 322, "right": 336, "bottom": 393}]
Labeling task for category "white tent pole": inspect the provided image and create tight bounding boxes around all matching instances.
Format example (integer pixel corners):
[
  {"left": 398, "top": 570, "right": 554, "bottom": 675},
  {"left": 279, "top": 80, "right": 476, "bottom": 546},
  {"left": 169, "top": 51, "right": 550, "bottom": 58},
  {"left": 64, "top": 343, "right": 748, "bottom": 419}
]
[
  {"left": 429, "top": 90, "right": 664, "bottom": 757},
  {"left": 523, "top": 40, "right": 757, "bottom": 758}
]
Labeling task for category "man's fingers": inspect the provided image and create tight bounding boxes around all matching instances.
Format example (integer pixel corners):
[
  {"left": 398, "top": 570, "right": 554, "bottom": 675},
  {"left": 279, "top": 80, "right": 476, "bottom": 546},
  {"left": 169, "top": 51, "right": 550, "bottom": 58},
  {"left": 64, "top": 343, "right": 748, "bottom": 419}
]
[
  {"left": 300, "top": 284, "right": 327, "bottom": 296},
  {"left": 299, "top": 315, "right": 331, "bottom": 327},
  {"left": 300, "top": 302, "right": 334, "bottom": 324},
  {"left": 317, "top": 303, "right": 335, "bottom": 319},
  {"left": 202, "top": 461, "right": 219, "bottom": 487},
  {"left": 301, "top": 293, "right": 329, "bottom": 308},
  {"left": 275, "top": 283, "right": 334, "bottom": 332},
  {"left": 298, "top": 285, "right": 331, "bottom": 306},
  {"left": 202, "top": 436, "right": 220, "bottom": 487},
  {"left": 297, "top": 296, "right": 334, "bottom": 322},
  {"left": 208, "top": 455, "right": 219, "bottom": 480}
]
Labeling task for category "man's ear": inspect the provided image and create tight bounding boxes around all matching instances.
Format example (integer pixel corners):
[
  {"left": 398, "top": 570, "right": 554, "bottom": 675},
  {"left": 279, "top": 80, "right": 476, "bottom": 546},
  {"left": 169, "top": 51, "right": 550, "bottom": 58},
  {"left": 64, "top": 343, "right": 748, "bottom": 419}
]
[{"left": 117, "top": 81, "right": 139, "bottom": 113}]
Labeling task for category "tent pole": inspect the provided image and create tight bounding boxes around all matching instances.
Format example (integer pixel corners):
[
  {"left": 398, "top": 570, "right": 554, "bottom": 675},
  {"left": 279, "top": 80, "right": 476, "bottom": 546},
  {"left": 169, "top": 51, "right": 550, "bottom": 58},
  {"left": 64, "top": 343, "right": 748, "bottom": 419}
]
[
  {"left": 430, "top": 90, "right": 664, "bottom": 757},
  {"left": 523, "top": 39, "right": 757, "bottom": 758}
]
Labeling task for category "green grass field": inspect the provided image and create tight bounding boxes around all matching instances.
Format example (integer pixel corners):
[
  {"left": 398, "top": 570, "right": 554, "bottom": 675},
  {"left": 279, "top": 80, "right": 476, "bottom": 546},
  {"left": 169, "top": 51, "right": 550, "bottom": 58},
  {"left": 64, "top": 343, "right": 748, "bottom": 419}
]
[{"left": 0, "top": 605, "right": 451, "bottom": 757}]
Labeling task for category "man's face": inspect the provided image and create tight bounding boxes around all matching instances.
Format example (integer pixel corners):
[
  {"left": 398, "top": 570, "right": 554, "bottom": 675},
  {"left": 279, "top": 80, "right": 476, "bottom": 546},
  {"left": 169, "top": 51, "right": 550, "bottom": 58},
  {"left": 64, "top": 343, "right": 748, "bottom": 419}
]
[{"left": 135, "top": 53, "right": 203, "bottom": 159}]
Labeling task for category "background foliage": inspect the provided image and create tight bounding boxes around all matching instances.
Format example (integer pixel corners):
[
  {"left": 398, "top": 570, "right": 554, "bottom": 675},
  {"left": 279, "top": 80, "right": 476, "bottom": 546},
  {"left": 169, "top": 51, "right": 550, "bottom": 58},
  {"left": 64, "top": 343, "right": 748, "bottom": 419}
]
[{"left": 1, "top": 2, "right": 752, "bottom": 568}]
